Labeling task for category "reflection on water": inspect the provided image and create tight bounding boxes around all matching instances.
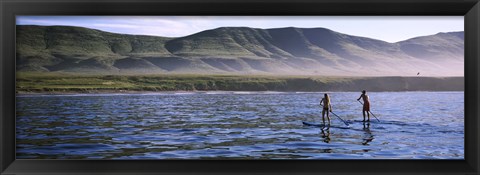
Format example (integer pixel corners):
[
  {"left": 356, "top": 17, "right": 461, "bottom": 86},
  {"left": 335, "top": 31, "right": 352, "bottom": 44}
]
[
  {"left": 320, "top": 127, "right": 331, "bottom": 143},
  {"left": 362, "top": 123, "right": 374, "bottom": 146},
  {"left": 16, "top": 91, "right": 464, "bottom": 159}
]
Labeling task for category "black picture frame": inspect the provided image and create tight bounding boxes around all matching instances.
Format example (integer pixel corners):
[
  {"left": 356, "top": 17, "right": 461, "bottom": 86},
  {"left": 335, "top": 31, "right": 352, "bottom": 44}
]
[{"left": 1, "top": 0, "right": 479, "bottom": 174}]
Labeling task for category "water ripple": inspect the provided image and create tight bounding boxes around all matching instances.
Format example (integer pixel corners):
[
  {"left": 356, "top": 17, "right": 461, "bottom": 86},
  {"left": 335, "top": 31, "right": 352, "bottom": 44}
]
[{"left": 16, "top": 91, "right": 464, "bottom": 159}]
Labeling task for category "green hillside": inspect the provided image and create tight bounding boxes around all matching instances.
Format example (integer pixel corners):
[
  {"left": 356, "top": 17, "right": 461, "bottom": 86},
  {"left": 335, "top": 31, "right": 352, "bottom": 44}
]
[
  {"left": 16, "top": 25, "right": 464, "bottom": 76},
  {"left": 17, "top": 25, "right": 172, "bottom": 73}
]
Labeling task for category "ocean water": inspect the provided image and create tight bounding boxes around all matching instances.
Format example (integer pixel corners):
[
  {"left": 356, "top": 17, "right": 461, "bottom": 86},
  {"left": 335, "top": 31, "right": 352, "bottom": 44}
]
[{"left": 16, "top": 91, "right": 464, "bottom": 159}]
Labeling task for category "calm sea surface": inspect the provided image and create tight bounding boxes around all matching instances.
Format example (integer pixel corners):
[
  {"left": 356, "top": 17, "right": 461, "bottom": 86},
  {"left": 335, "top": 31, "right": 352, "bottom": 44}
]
[{"left": 16, "top": 91, "right": 464, "bottom": 159}]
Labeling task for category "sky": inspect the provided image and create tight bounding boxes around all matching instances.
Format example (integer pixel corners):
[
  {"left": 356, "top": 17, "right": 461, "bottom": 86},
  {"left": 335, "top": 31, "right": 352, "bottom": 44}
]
[{"left": 16, "top": 16, "right": 463, "bottom": 43}]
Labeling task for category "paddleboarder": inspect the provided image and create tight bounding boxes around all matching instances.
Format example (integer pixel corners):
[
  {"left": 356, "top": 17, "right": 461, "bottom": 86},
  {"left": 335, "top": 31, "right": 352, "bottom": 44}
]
[
  {"left": 320, "top": 93, "right": 332, "bottom": 125},
  {"left": 357, "top": 90, "right": 371, "bottom": 122}
]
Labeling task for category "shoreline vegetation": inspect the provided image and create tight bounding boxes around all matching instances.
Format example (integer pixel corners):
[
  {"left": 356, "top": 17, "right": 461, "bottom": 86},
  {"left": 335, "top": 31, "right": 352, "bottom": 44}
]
[{"left": 16, "top": 72, "right": 464, "bottom": 94}]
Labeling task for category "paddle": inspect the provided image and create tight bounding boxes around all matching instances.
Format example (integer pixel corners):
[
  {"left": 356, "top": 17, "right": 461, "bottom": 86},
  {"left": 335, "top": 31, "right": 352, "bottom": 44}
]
[
  {"left": 320, "top": 103, "right": 349, "bottom": 126},
  {"left": 357, "top": 100, "right": 380, "bottom": 122}
]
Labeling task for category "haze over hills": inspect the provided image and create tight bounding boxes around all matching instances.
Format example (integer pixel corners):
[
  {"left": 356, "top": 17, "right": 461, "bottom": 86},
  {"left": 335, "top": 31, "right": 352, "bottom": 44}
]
[{"left": 16, "top": 25, "right": 464, "bottom": 76}]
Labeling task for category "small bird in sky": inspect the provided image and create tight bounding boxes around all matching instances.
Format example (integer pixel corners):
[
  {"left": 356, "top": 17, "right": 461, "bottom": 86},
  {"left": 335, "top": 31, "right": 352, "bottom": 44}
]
[{"left": 417, "top": 72, "right": 420, "bottom": 75}]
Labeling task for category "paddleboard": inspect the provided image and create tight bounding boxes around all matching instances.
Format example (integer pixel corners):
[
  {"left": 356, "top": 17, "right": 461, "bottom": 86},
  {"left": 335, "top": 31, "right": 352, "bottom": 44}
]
[
  {"left": 302, "top": 121, "right": 350, "bottom": 129},
  {"left": 348, "top": 119, "right": 382, "bottom": 123}
]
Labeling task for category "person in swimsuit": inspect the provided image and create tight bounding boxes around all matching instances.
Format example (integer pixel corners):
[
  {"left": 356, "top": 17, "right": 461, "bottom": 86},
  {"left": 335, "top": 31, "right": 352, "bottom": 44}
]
[
  {"left": 357, "top": 90, "right": 370, "bottom": 122},
  {"left": 320, "top": 93, "right": 332, "bottom": 125}
]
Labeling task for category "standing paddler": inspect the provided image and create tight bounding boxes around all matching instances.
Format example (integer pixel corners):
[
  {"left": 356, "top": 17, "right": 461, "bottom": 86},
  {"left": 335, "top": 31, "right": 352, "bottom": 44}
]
[
  {"left": 320, "top": 93, "right": 332, "bottom": 125},
  {"left": 357, "top": 90, "right": 371, "bottom": 122}
]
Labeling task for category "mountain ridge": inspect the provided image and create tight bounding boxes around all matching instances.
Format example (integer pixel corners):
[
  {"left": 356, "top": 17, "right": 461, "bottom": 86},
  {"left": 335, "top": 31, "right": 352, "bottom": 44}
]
[{"left": 16, "top": 25, "right": 464, "bottom": 76}]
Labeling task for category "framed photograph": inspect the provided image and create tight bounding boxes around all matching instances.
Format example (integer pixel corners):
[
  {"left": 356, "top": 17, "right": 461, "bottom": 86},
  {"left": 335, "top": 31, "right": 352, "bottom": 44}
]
[{"left": 1, "top": 0, "right": 479, "bottom": 174}]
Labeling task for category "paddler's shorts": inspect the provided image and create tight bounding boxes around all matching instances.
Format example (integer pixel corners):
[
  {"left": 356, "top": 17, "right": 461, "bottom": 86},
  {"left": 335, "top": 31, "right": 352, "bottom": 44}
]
[{"left": 363, "top": 102, "right": 370, "bottom": 111}]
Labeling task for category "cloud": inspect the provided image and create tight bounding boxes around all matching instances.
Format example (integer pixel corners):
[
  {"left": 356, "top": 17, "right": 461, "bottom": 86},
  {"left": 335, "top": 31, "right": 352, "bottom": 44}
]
[
  {"left": 16, "top": 18, "right": 72, "bottom": 26},
  {"left": 82, "top": 16, "right": 212, "bottom": 37},
  {"left": 91, "top": 23, "right": 139, "bottom": 29}
]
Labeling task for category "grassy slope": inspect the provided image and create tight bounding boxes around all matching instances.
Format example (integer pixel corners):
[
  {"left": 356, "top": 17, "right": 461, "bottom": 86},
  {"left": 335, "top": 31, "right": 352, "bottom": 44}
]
[
  {"left": 16, "top": 25, "right": 172, "bottom": 72},
  {"left": 16, "top": 25, "right": 464, "bottom": 76},
  {"left": 16, "top": 72, "right": 464, "bottom": 93}
]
